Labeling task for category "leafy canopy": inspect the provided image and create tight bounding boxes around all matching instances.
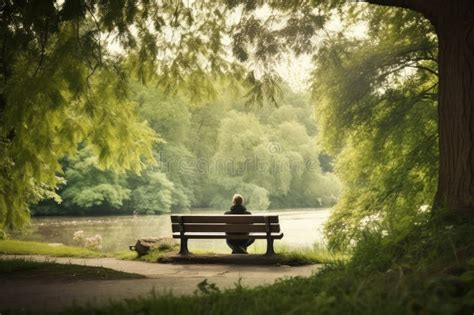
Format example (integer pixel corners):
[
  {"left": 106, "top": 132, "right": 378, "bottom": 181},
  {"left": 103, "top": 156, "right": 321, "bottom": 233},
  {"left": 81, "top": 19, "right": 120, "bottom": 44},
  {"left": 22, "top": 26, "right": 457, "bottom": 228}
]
[
  {"left": 1, "top": 0, "right": 438, "bottom": 234},
  {"left": 312, "top": 8, "right": 438, "bottom": 250}
]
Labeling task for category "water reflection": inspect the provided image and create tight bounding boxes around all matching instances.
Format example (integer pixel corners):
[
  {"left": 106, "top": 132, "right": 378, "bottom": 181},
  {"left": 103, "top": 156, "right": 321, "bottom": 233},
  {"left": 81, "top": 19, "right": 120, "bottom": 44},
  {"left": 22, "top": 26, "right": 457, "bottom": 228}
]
[{"left": 18, "top": 208, "right": 331, "bottom": 253}]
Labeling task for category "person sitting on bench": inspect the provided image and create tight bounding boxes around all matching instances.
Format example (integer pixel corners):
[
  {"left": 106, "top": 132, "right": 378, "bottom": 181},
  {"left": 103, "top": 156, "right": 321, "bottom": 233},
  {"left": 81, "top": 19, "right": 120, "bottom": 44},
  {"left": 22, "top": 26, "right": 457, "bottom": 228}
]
[{"left": 225, "top": 194, "right": 255, "bottom": 254}]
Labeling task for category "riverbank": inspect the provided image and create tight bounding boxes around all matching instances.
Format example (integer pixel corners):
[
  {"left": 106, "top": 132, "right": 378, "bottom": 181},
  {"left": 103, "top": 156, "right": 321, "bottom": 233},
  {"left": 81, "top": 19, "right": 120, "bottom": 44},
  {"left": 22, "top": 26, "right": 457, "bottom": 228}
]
[
  {"left": 0, "top": 239, "right": 347, "bottom": 266},
  {"left": 15, "top": 208, "right": 331, "bottom": 252}
]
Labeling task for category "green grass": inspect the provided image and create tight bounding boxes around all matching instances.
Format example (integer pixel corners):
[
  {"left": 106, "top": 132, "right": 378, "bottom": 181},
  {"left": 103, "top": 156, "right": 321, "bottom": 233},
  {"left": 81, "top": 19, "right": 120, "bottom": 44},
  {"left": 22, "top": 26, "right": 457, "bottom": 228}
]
[
  {"left": 60, "top": 214, "right": 474, "bottom": 315},
  {"left": 125, "top": 241, "right": 347, "bottom": 266},
  {"left": 0, "top": 240, "right": 104, "bottom": 257},
  {"left": 0, "top": 239, "right": 347, "bottom": 266},
  {"left": 277, "top": 244, "right": 349, "bottom": 265},
  {"left": 113, "top": 250, "right": 140, "bottom": 260},
  {"left": 0, "top": 258, "right": 144, "bottom": 281},
  {"left": 2, "top": 217, "right": 474, "bottom": 314},
  {"left": 247, "top": 242, "right": 348, "bottom": 265},
  {"left": 131, "top": 247, "right": 175, "bottom": 263}
]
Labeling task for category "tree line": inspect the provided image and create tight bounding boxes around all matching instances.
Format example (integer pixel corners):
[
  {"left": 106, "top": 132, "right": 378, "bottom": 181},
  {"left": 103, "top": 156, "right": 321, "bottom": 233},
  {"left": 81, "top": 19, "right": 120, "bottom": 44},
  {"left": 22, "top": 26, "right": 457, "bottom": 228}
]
[{"left": 32, "top": 81, "right": 340, "bottom": 216}]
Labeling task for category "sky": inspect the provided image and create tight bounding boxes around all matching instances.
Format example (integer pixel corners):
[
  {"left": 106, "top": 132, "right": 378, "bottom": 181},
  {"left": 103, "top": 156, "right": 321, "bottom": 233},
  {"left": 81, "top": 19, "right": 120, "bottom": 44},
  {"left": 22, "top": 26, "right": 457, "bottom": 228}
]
[{"left": 275, "top": 53, "right": 313, "bottom": 92}]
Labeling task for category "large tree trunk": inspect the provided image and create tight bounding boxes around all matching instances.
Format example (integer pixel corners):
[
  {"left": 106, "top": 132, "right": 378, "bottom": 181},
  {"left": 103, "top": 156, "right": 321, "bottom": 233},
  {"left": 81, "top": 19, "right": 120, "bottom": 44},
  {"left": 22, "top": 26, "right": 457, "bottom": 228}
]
[{"left": 432, "top": 1, "right": 474, "bottom": 214}]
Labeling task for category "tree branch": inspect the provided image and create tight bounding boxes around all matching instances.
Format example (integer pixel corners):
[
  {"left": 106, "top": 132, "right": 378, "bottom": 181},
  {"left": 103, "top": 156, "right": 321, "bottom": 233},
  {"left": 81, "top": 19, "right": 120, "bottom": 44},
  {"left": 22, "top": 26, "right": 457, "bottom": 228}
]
[
  {"left": 33, "top": 27, "right": 49, "bottom": 77},
  {"left": 362, "top": 0, "right": 437, "bottom": 19},
  {"left": 409, "top": 65, "right": 438, "bottom": 76}
]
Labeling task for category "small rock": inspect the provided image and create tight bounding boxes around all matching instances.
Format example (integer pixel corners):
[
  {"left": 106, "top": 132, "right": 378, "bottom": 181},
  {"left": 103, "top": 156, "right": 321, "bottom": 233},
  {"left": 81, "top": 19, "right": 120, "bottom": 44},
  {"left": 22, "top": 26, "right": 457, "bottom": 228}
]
[{"left": 130, "top": 237, "right": 178, "bottom": 256}]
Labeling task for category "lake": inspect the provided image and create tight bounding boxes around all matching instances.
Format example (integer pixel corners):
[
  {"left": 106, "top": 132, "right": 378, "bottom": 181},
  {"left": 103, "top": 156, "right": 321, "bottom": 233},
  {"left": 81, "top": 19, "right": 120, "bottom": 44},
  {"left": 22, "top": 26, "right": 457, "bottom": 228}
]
[{"left": 18, "top": 208, "right": 332, "bottom": 253}]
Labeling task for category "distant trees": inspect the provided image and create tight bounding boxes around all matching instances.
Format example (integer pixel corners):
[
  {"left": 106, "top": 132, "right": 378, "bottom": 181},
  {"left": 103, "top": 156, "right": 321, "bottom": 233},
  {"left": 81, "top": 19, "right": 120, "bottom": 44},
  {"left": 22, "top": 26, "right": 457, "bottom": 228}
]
[
  {"left": 195, "top": 86, "right": 340, "bottom": 210},
  {"left": 32, "top": 83, "right": 340, "bottom": 215},
  {"left": 209, "top": 108, "right": 339, "bottom": 209},
  {"left": 61, "top": 148, "right": 131, "bottom": 213}
]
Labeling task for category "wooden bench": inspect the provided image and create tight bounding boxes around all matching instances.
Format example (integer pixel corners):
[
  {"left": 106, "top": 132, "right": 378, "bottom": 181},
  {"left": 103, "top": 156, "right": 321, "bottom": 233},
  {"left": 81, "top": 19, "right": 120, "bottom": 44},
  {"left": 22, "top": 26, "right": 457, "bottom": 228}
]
[{"left": 170, "top": 215, "right": 284, "bottom": 256}]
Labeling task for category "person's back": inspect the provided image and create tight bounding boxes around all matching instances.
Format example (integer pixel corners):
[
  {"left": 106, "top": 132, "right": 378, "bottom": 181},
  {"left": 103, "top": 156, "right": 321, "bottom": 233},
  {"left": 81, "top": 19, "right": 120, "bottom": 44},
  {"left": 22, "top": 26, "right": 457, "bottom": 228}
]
[
  {"left": 225, "top": 203, "right": 251, "bottom": 215},
  {"left": 224, "top": 194, "right": 254, "bottom": 254}
]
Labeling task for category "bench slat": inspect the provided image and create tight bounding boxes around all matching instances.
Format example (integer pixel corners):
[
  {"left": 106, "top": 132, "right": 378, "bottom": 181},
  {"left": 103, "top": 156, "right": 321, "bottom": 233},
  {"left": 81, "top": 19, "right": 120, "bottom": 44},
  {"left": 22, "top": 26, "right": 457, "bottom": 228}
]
[
  {"left": 171, "top": 223, "right": 280, "bottom": 233},
  {"left": 172, "top": 233, "right": 284, "bottom": 240},
  {"left": 170, "top": 215, "right": 279, "bottom": 224}
]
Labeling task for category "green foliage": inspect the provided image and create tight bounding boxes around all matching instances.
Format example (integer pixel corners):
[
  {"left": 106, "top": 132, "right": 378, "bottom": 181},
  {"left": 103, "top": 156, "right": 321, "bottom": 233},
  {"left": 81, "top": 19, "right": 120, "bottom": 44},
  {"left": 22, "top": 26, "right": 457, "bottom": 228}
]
[
  {"left": 33, "top": 81, "right": 339, "bottom": 215},
  {"left": 129, "top": 171, "right": 175, "bottom": 214},
  {"left": 0, "top": 230, "right": 8, "bottom": 240},
  {"left": 275, "top": 243, "right": 349, "bottom": 266},
  {"left": 313, "top": 8, "right": 439, "bottom": 250},
  {"left": 61, "top": 148, "right": 131, "bottom": 212},
  {"left": 0, "top": 4, "right": 158, "bottom": 228},
  {"left": 0, "top": 0, "right": 361, "bottom": 228},
  {"left": 204, "top": 88, "right": 340, "bottom": 210}
]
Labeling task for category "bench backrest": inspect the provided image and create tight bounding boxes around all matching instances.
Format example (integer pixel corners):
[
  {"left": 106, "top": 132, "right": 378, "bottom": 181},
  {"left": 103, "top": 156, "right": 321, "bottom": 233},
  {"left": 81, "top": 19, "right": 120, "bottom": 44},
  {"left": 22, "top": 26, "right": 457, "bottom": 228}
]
[{"left": 170, "top": 215, "right": 280, "bottom": 233}]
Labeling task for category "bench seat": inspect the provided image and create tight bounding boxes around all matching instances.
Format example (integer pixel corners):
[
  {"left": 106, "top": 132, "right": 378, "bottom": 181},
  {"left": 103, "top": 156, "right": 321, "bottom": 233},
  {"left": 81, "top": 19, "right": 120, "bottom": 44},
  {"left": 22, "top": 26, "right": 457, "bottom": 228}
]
[
  {"left": 170, "top": 215, "right": 284, "bottom": 255},
  {"left": 172, "top": 233, "right": 284, "bottom": 239}
]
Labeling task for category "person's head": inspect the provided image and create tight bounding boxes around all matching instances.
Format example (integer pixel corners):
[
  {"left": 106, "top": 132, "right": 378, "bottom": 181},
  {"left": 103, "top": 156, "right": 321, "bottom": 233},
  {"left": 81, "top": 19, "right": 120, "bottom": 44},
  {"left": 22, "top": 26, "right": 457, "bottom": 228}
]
[{"left": 232, "top": 194, "right": 244, "bottom": 205}]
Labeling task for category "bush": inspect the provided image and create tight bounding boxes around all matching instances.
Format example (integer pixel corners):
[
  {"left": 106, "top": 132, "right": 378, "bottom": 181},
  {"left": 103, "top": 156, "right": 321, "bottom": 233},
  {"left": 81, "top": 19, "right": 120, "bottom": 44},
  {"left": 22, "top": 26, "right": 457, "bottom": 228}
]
[{"left": 0, "top": 230, "right": 8, "bottom": 240}]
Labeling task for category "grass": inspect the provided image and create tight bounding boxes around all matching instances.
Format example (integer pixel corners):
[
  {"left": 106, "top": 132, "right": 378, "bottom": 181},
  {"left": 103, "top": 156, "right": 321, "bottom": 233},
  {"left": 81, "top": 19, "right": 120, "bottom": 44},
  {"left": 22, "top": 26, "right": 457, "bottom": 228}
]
[
  {"left": 129, "top": 247, "right": 175, "bottom": 263},
  {"left": 61, "top": 214, "right": 474, "bottom": 314},
  {"left": 113, "top": 250, "right": 139, "bottom": 260},
  {"left": 74, "top": 271, "right": 470, "bottom": 313},
  {"left": 276, "top": 244, "right": 349, "bottom": 265},
  {"left": 60, "top": 257, "right": 474, "bottom": 315},
  {"left": 0, "top": 238, "right": 348, "bottom": 266},
  {"left": 0, "top": 240, "right": 104, "bottom": 257},
  {"left": 125, "top": 241, "right": 347, "bottom": 266},
  {"left": 0, "top": 258, "right": 144, "bottom": 281},
  {"left": 2, "top": 216, "right": 474, "bottom": 314}
]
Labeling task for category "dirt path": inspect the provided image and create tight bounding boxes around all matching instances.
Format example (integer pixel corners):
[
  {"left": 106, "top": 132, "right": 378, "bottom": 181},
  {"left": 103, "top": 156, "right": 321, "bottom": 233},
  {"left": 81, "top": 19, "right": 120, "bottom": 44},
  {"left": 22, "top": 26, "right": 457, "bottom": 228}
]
[{"left": 0, "top": 255, "right": 320, "bottom": 312}]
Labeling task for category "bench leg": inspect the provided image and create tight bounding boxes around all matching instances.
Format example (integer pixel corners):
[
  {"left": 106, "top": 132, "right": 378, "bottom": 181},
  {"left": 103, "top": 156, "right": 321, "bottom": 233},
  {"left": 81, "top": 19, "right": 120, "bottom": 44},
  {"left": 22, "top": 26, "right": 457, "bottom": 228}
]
[
  {"left": 265, "top": 238, "right": 275, "bottom": 256},
  {"left": 179, "top": 238, "right": 189, "bottom": 255}
]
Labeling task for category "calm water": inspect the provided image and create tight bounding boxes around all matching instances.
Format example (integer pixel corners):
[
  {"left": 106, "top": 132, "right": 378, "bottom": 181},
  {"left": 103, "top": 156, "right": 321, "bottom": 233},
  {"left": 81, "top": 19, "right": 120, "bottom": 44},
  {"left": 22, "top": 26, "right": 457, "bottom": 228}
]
[{"left": 18, "top": 208, "right": 331, "bottom": 253}]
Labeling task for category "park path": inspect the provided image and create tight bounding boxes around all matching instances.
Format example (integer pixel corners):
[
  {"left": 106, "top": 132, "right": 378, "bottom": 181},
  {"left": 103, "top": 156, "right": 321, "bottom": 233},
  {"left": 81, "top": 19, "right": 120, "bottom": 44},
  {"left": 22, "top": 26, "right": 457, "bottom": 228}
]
[{"left": 0, "top": 255, "right": 320, "bottom": 312}]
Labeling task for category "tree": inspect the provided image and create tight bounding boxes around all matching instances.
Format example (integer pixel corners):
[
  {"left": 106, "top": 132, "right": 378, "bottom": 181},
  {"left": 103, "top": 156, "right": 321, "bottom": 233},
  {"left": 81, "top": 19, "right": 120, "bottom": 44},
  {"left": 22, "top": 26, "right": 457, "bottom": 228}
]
[
  {"left": 208, "top": 98, "right": 340, "bottom": 209},
  {"left": 358, "top": 1, "right": 473, "bottom": 213},
  {"left": 61, "top": 148, "right": 131, "bottom": 214},
  {"left": 0, "top": 1, "right": 159, "bottom": 228},
  {"left": 2, "top": 0, "right": 472, "bottom": 229},
  {"left": 226, "top": 0, "right": 473, "bottom": 214},
  {"left": 311, "top": 9, "right": 439, "bottom": 248},
  {"left": 128, "top": 170, "right": 175, "bottom": 214},
  {"left": 215, "top": 0, "right": 472, "bottom": 215}
]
